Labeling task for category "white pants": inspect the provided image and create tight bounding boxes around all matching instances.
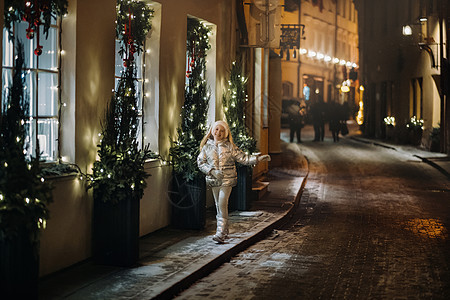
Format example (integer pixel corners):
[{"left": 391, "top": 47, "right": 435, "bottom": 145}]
[{"left": 211, "top": 186, "right": 232, "bottom": 237}]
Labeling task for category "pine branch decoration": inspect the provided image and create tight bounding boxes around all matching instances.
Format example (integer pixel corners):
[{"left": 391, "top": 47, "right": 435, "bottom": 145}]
[{"left": 223, "top": 60, "right": 256, "bottom": 154}]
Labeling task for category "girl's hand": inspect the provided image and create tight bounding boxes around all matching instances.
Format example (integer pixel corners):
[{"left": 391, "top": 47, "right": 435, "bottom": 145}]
[
  {"left": 211, "top": 169, "right": 224, "bottom": 180},
  {"left": 258, "top": 154, "right": 271, "bottom": 162}
]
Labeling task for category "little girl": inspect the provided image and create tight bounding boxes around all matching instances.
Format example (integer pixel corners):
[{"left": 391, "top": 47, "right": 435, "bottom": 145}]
[{"left": 197, "top": 120, "right": 270, "bottom": 243}]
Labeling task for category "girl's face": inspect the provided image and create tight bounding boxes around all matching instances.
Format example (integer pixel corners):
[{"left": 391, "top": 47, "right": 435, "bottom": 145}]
[{"left": 213, "top": 124, "right": 227, "bottom": 142}]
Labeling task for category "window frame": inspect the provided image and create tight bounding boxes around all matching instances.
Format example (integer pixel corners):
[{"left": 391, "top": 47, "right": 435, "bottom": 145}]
[{"left": 2, "top": 19, "right": 62, "bottom": 162}]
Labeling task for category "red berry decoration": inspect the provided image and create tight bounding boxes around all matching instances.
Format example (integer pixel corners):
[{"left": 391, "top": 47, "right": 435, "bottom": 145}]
[
  {"left": 34, "top": 46, "right": 43, "bottom": 56},
  {"left": 26, "top": 29, "right": 35, "bottom": 39}
]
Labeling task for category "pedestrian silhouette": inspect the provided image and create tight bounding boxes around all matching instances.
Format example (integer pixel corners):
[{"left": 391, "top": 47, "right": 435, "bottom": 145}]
[
  {"left": 311, "top": 97, "right": 325, "bottom": 142},
  {"left": 287, "top": 100, "right": 306, "bottom": 143},
  {"left": 329, "top": 101, "right": 341, "bottom": 142}
]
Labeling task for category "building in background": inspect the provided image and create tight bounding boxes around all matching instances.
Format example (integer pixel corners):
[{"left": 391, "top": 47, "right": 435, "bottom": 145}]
[
  {"left": 354, "top": 0, "right": 449, "bottom": 153},
  {"left": 279, "top": 0, "right": 359, "bottom": 115}
]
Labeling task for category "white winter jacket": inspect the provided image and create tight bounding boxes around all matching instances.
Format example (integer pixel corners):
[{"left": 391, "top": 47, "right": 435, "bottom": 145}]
[{"left": 197, "top": 138, "right": 258, "bottom": 187}]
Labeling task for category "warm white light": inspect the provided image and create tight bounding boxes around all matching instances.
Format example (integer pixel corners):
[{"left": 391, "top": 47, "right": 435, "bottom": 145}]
[
  {"left": 324, "top": 55, "right": 332, "bottom": 62},
  {"left": 341, "top": 85, "right": 350, "bottom": 93},
  {"left": 317, "top": 53, "right": 324, "bottom": 60},
  {"left": 339, "top": 59, "right": 346, "bottom": 65},
  {"left": 333, "top": 57, "right": 340, "bottom": 64},
  {"left": 300, "top": 48, "right": 307, "bottom": 55},
  {"left": 352, "top": 63, "right": 358, "bottom": 68},
  {"left": 346, "top": 61, "right": 352, "bottom": 67},
  {"left": 360, "top": 85, "right": 365, "bottom": 91},
  {"left": 308, "top": 50, "right": 316, "bottom": 57},
  {"left": 403, "top": 25, "right": 412, "bottom": 36},
  {"left": 419, "top": 17, "right": 427, "bottom": 22}
]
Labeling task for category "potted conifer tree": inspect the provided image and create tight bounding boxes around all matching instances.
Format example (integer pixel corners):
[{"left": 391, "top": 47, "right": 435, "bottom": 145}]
[
  {"left": 223, "top": 59, "right": 257, "bottom": 211},
  {"left": 89, "top": 62, "right": 156, "bottom": 266},
  {"left": 169, "top": 18, "right": 211, "bottom": 229},
  {"left": 88, "top": 0, "right": 155, "bottom": 267},
  {"left": 0, "top": 42, "right": 53, "bottom": 299}
]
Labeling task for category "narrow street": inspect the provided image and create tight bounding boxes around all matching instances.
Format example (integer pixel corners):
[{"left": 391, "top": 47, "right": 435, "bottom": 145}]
[{"left": 175, "top": 123, "right": 450, "bottom": 299}]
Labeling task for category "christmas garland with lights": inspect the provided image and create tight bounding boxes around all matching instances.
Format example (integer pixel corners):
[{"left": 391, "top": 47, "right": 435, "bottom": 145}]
[
  {"left": 0, "top": 42, "right": 53, "bottom": 245},
  {"left": 4, "top": 0, "right": 68, "bottom": 56},
  {"left": 169, "top": 18, "right": 211, "bottom": 182},
  {"left": 116, "top": 0, "right": 153, "bottom": 66},
  {"left": 223, "top": 60, "right": 256, "bottom": 154}
]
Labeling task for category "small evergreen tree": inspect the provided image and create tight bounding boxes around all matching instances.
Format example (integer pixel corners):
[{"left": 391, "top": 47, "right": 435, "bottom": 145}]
[
  {"left": 170, "top": 18, "right": 211, "bottom": 182},
  {"left": 89, "top": 63, "right": 157, "bottom": 203},
  {"left": 0, "top": 42, "right": 52, "bottom": 245},
  {"left": 223, "top": 60, "right": 256, "bottom": 154}
]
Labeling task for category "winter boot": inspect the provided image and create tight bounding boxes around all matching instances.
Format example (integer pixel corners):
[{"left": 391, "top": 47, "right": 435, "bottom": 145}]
[{"left": 213, "top": 216, "right": 226, "bottom": 243}]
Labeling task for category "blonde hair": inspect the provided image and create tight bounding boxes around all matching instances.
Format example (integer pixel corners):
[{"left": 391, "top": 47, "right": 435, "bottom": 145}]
[{"left": 200, "top": 120, "right": 235, "bottom": 150}]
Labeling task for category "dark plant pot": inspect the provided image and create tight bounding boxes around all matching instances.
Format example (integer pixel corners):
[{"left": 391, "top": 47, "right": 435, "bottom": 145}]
[
  {"left": 229, "top": 165, "right": 253, "bottom": 211},
  {"left": 92, "top": 194, "right": 140, "bottom": 267},
  {"left": 0, "top": 227, "right": 39, "bottom": 299},
  {"left": 171, "top": 174, "right": 206, "bottom": 230},
  {"left": 430, "top": 140, "right": 440, "bottom": 152},
  {"left": 409, "top": 129, "right": 423, "bottom": 146},
  {"left": 385, "top": 125, "right": 394, "bottom": 140}
]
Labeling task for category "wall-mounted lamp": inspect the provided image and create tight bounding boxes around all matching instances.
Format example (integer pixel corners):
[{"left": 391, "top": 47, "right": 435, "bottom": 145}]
[{"left": 402, "top": 25, "right": 412, "bottom": 36}]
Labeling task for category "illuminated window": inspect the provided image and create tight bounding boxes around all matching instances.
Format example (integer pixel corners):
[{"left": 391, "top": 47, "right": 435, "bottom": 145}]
[{"left": 2, "top": 20, "right": 60, "bottom": 161}]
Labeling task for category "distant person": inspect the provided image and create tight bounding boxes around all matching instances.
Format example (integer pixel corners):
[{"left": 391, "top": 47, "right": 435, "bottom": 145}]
[
  {"left": 310, "top": 97, "right": 325, "bottom": 142},
  {"left": 329, "top": 101, "right": 341, "bottom": 142},
  {"left": 303, "top": 83, "right": 310, "bottom": 102},
  {"left": 287, "top": 100, "right": 306, "bottom": 143}
]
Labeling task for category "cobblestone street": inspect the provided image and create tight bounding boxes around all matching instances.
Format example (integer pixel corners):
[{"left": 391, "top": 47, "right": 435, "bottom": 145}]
[{"left": 175, "top": 126, "right": 450, "bottom": 299}]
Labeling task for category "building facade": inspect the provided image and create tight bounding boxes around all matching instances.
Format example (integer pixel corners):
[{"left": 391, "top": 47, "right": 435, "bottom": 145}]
[
  {"left": 0, "top": 0, "right": 272, "bottom": 276},
  {"left": 354, "top": 0, "right": 449, "bottom": 153},
  {"left": 280, "top": 0, "right": 359, "bottom": 110}
]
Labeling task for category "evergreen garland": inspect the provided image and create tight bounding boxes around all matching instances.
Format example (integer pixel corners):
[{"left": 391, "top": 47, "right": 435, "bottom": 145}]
[
  {"left": 223, "top": 60, "right": 256, "bottom": 154},
  {"left": 0, "top": 42, "right": 53, "bottom": 245},
  {"left": 88, "top": 63, "right": 157, "bottom": 204},
  {"left": 4, "top": 0, "right": 68, "bottom": 40},
  {"left": 169, "top": 18, "right": 211, "bottom": 182},
  {"left": 116, "top": 0, "right": 154, "bottom": 60}
]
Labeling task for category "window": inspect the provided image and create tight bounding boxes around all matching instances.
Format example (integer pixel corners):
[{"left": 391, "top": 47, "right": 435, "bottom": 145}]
[
  {"left": 2, "top": 20, "right": 60, "bottom": 161},
  {"left": 282, "top": 81, "right": 293, "bottom": 99}
]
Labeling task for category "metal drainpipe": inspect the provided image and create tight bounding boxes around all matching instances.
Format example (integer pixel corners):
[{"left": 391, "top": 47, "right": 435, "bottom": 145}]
[
  {"left": 334, "top": 0, "right": 338, "bottom": 103},
  {"left": 439, "top": 0, "right": 445, "bottom": 153},
  {"left": 297, "top": 0, "right": 301, "bottom": 99}
]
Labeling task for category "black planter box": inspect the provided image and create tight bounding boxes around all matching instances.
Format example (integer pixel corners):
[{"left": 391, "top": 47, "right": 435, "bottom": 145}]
[
  {"left": 171, "top": 174, "right": 206, "bottom": 230},
  {"left": 229, "top": 165, "right": 253, "bottom": 211},
  {"left": 92, "top": 195, "right": 140, "bottom": 267},
  {"left": 0, "top": 227, "right": 39, "bottom": 299}
]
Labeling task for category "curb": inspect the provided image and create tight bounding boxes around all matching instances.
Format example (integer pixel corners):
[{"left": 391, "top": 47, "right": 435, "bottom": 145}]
[
  {"left": 153, "top": 156, "right": 310, "bottom": 300},
  {"left": 351, "top": 136, "right": 450, "bottom": 180},
  {"left": 413, "top": 155, "right": 450, "bottom": 180}
]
